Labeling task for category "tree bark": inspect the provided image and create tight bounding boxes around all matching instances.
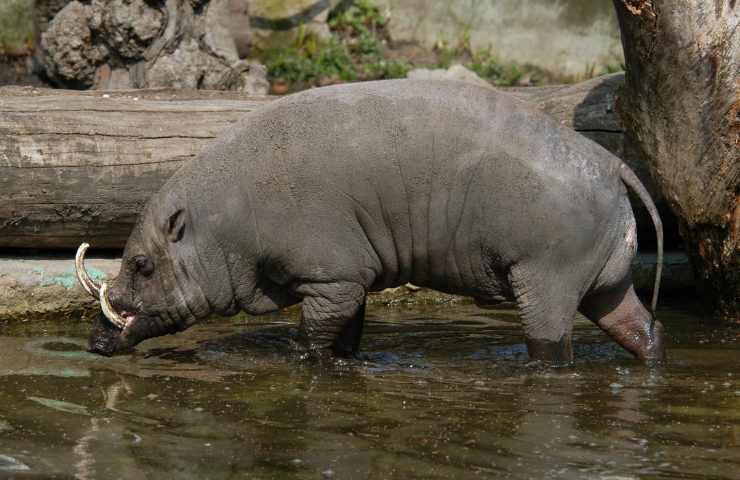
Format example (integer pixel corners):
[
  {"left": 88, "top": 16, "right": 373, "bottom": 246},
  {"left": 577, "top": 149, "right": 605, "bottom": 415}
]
[
  {"left": 613, "top": 0, "right": 739, "bottom": 321},
  {"left": 0, "top": 87, "right": 270, "bottom": 249},
  {"left": 0, "top": 74, "right": 658, "bottom": 251}
]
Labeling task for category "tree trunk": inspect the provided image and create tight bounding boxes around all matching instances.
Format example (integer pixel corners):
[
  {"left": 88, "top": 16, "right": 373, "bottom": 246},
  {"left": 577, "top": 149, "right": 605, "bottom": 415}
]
[
  {"left": 0, "top": 74, "right": 662, "bottom": 251},
  {"left": 613, "top": 1, "right": 739, "bottom": 321}
]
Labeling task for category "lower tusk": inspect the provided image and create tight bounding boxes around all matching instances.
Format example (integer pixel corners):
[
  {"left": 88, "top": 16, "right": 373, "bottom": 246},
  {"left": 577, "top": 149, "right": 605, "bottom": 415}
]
[
  {"left": 100, "top": 282, "right": 128, "bottom": 329},
  {"left": 75, "top": 243, "right": 101, "bottom": 299}
]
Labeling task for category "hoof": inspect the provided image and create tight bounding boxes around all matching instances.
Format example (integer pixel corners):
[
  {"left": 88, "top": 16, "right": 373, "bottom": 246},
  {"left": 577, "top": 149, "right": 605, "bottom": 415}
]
[
  {"left": 525, "top": 336, "right": 574, "bottom": 366},
  {"left": 640, "top": 321, "right": 667, "bottom": 366}
]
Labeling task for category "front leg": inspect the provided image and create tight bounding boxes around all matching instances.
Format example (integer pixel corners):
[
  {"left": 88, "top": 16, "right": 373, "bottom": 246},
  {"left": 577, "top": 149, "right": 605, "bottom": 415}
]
[{"left": 295, "top": 282, "right": 366, "bottom": 358}]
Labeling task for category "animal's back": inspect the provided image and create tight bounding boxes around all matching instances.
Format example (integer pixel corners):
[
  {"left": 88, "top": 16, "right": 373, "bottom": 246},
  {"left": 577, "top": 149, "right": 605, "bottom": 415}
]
[{"left": 181, "top": 80, "right": 623, "bottom": 289}]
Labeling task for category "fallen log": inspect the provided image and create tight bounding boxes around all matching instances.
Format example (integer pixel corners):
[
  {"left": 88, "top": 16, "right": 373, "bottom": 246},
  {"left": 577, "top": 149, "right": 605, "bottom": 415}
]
[
  {"left": 0, "top": 87, "right": 271, "bottom": 249},
  {"left": 0, "top": 74, "right": 658, "bottom": 250}
]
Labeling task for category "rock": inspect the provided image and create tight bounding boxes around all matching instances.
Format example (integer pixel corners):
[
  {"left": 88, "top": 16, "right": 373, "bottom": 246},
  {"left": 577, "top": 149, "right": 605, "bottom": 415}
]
[
  {"left": 146, "top": 38, "right": 220, "bottom": 89},
  {"left": 39, "top": 1, "right": 109, "bottom": 87},
  {"left": 92, "top": 0, "right": 165, "bottom": 59},
  {"left": 205, "top": 0, "right": 242, "bottom": 63},
  {"left": 35, "top": 0, "right": 268, "bottom": 93},
  {"left": 404, "top": 283, "right": 422, "bottom": 292},
  {"left": 94, "top": 64, "right": 132, "bottom": 90},
  {"left": 238, "top": 61, "right": 270, "bottom": 94},
  {"left": 407, "top": 64, "right": 492, "bottom": 89},
  {"left": 146, "top": 39, "right": 269, "bottom": 94},
  {"left": 33, "top": 0, "right": 74, "bottom": 40}
]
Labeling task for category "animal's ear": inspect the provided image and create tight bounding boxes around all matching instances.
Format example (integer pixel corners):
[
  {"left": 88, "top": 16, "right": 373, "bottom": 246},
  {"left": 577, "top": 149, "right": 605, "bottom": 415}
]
[{"left": 166, "top": 209, "right": 186, "bottom": 243}]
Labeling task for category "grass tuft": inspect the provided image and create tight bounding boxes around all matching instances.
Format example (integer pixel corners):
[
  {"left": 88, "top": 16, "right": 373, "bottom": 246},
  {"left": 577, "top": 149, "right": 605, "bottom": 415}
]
[
  {"left": 260, "top": 0, "right": 410, "bottom": 92},
  {"left": 0, "top": 0, "right": 34, "bottom": 55}
]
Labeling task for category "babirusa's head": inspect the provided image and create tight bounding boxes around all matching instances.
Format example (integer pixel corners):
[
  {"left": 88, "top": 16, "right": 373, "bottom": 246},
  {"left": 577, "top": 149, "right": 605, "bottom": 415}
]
[{"left": 77, "top": 199, "right": 233, "bottom": 356}]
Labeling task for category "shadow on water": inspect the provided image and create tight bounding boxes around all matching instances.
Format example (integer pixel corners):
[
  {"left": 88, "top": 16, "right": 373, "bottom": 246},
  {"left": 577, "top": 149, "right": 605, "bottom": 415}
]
[{"left": 0, "top": 303, "right": 738, "bottom": 479}]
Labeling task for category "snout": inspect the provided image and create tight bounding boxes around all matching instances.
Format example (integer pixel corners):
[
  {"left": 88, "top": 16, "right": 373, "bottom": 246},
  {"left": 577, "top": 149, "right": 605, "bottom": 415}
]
[
  {"left": 87, "top": 311, "right": 134, "bottom": 356},
  {"left": 88, "top": 309, "right": 180, "bottom": 356},
  {"left": 77, "top": 243, "right": 189, "bottom": 356}
]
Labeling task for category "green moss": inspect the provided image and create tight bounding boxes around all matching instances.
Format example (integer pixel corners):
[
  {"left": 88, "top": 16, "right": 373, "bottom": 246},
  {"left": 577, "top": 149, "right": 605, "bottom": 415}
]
[
  {"left": 260, "top": 0, "right": 408, "bottom": 91},
  {"left": 599, "top": 62, "right": 625, "bottom": 75},
  {"left": 263, "top": 33, "right": 357, "bottom": 85},
  {"left": 0, "top": 0, "right": 34, "bottom": 55},
  {"left": 329, "top": 0, "right": 385, "bottom": 31},
  {"left": 360, "top": 58, "right": 412, "bottom": 80},
  {"left": 432, "top": 34, "right": 541, "bottom": 87},
  {"left": 466, "top": 50, "right": 529, "bottom": 86},
  {"left": 329, "top": 0, "right": 385, "bottom": 55},
  {"left": 259, "top": 0, "right": 614, "bottom": 91}
]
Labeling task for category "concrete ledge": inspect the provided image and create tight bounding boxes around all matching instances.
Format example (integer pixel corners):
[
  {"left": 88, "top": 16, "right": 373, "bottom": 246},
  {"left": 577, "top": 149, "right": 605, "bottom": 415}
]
[
  {"left": 0, "top": 252, "right": 694, "bottom": 323},
  {"left": 0, "top": 256, "right": 119, "bottom": 323}
]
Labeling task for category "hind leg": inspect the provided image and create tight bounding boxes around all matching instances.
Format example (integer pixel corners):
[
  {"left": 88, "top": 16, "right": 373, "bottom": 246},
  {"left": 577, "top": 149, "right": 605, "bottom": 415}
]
[
  {"left": 333, "top": 300, "right": 365, "bottom": 357},
  {"left": 579, "top": 279, "right": 665, "bottom": 365},
  {"left": 510, "top": 266, "right": 580, "bottom": 365}
]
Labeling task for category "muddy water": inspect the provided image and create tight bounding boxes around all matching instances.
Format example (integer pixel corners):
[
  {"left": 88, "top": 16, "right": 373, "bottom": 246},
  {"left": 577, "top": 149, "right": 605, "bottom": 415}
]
[{"left": 0, "top": 304, "right": 738, "bottom": 479}]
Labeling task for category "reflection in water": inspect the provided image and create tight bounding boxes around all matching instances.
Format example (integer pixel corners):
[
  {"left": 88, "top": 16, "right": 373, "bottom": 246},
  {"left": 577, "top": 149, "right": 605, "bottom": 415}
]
[
  {"left": 73, "top": 417, "right": 98, "bottom": 480},
  {"left": 0, "top": 454, "right": 30, "bottom": 472},
  {"left": 73, "top": 380, "right": 134, "bottom": 480},
  {"left": 0, "top": 304, "right": 737, "bottom": 479}
]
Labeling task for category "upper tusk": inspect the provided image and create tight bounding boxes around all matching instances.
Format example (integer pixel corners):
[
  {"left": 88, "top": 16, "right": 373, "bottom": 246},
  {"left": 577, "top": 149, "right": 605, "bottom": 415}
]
[
  {"left": 75, "top": 243, "right": 101, "bottom": 299},
  {"left": 100, "top": 282, "right": 128, "bottom": 330}
]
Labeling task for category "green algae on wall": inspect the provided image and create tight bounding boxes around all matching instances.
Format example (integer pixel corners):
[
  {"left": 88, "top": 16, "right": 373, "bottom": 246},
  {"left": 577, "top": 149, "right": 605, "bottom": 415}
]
[{"left": 44, "top": 267, "right": 107, "bottom": 290}]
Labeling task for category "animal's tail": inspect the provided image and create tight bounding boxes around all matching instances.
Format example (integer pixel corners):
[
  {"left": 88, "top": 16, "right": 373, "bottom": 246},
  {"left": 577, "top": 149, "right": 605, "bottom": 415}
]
[{"left": 619, "top": 163, "right": 663, "bottom": 315}]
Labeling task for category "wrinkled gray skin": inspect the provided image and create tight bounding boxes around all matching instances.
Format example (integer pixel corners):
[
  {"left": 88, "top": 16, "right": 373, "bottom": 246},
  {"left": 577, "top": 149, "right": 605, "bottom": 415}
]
[{"left": 89, "top": 79, "right": 665, "bottom": 364}]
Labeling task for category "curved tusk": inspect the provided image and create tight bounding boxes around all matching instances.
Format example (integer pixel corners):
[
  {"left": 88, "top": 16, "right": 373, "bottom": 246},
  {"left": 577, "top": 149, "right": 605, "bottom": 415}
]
[
  {"left": 75, "top": 243, "right": 101, "bottom": 299},
  {"left": 100, "top": 282, "right": 128, "bottom": 329}
]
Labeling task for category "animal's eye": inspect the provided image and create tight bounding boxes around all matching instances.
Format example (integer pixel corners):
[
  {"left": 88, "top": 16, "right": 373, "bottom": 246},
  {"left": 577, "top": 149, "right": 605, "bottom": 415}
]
[{"left": 134, "top": 255, "right": 154, "bottom": 277}]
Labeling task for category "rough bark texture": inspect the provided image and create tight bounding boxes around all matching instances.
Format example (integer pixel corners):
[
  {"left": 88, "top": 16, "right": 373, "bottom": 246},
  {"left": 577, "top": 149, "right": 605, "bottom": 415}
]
[
  {"left": 0, "top": 74, "right": 664, "bottom": 251},
  {"left": 0, "top": 87, "right": 269, "bottom": 249},
  {"left": 613, "top": 0, "right": 739, "bottom": 321}
]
